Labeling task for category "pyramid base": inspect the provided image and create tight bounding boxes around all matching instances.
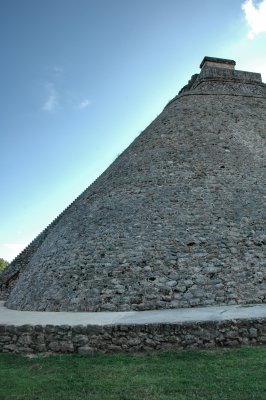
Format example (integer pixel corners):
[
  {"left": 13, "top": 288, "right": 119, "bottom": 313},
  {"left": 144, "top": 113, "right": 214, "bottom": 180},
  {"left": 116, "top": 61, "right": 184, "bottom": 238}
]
[{"left": 0, "top": 301, "right": 266, "bottom": 354}]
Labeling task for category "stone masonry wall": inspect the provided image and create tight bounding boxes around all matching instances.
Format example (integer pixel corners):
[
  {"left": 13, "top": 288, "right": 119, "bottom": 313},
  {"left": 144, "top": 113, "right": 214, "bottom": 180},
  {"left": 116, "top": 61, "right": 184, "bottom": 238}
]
[
  {"left": 6, "top": 92, "right": 266, "bottom": 312},
  {"left": 2, "top": 64, "right": 266, "bottom": 312},
  {"left": 0, "top": 319, "right": 266, "bottom": 354},
  {"left": 0, "top": 196, "right": 81, "bottom": 300},
  {"left": 0, "top": 168, "right": 111, "bottom": 300}
]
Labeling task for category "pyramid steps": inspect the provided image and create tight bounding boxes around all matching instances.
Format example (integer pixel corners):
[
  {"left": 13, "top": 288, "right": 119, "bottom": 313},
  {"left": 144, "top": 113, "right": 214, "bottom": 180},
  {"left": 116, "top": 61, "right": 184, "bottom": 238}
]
[{"left": 1, "top": 57, "right": 265, "bottom": 312}]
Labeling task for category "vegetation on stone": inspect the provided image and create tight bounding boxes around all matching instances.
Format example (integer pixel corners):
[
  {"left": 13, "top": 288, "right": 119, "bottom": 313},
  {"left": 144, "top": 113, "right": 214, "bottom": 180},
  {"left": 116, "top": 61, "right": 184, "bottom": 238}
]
[{"left": 0, "top": 258, "right": 8, "bottom": 273}]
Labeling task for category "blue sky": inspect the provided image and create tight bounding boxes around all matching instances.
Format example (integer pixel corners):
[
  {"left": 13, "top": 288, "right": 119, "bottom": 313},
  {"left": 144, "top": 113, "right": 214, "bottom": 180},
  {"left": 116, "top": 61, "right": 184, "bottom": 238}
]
[{"left": 1, "top": 0, "right": 266, "bottom": 261}]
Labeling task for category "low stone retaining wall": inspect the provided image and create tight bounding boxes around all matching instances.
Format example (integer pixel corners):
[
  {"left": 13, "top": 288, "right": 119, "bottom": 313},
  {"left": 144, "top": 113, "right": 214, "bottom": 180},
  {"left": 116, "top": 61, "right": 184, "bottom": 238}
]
[{"left": 1, "top": 318, "right": 266, "bottom": 354}]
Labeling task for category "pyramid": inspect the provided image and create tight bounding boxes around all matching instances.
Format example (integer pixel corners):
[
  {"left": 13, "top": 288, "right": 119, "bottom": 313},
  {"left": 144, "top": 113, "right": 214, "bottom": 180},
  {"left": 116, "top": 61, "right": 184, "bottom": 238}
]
[{"left": 1, "top": 56, "right": 266, "bottom": 312}]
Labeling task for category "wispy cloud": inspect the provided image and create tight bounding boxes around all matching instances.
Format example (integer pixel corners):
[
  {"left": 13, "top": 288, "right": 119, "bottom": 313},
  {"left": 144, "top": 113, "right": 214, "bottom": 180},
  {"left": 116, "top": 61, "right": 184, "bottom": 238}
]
[
  {"left": 242, "top": 0, "right": 266, "bottom": 39},
  {"left": 1, "top": 243, "right": 27, "bottom": 262},
  {"left": 52, "top": 66, "right": 64, "bottom": 76},
  {"left": 42, "top": 82, "right": 59, "bottom": 113},
  {"left": 78, "top": 98, "right": 91, "bottom": 109},
  {"left": 41, "top": 66, "right": 91, "bottom": 112}
]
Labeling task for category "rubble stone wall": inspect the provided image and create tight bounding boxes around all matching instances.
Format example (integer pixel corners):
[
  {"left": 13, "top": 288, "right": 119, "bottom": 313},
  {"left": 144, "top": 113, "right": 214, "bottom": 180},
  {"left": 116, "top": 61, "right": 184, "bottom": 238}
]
[
  {"left": 1, "top": 319, "right": 266, "bottom": 354},
  {"left": 2, "top": 64, "right": 266, "bottom": 312}
]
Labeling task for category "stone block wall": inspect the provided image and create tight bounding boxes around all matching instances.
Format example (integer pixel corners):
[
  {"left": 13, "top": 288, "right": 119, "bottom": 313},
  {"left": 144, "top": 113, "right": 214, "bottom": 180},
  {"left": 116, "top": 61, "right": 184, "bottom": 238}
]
[
  {"left": 0, "top": 319, "right": 266, "bottom": 354},
  {"left": 2, "top": 61, "right": 266, "bottom": 313}
]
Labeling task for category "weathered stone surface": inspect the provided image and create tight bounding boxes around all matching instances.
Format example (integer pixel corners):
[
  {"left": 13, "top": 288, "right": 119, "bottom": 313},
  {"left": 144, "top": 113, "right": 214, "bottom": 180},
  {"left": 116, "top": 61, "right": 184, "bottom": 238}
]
[
  {"left": 78, "top": 346, "right": 95, "bottom": 355},
  {"left": 0, "top": 57, "right": 266, "bottom": 312},
  {"left": 0, "top": 318, "right": 266, "bottom": 354}
]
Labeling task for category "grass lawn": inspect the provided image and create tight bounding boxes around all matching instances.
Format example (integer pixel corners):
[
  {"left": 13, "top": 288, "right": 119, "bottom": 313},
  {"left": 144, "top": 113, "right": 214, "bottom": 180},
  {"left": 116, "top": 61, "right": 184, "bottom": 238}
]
[{"left": 0, "top": 347, "right": 266, "bottom": 400}]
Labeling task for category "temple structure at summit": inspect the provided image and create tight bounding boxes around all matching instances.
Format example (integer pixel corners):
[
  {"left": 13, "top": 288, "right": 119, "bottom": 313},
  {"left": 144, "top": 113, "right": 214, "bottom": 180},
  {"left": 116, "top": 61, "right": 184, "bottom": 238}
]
[{"left": 1, "top": 57, "right": 265, "bottom": 312}]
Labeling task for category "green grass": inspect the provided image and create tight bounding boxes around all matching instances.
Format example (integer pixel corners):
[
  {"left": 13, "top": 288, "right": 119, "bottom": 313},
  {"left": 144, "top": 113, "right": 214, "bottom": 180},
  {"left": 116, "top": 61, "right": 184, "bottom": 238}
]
[{"left": 0, "top": 347, "right": 266, "bottom": 400}]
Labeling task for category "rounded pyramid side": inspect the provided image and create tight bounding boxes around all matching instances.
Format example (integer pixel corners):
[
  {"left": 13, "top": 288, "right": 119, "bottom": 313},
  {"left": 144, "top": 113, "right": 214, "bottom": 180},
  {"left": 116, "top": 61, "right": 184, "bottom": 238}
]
[
  {"left": 5, "top": 82, "right": 266, "bottom": 311},
  {"left": 0, "top": 186, "right": 92, "bottom": 300}
]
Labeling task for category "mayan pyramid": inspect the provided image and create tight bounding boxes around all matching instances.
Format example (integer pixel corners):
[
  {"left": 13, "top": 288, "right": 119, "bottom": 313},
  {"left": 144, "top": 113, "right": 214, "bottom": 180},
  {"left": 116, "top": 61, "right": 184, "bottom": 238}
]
[{"left": 1, "top": 56, "right": 266, "bottom": 312}]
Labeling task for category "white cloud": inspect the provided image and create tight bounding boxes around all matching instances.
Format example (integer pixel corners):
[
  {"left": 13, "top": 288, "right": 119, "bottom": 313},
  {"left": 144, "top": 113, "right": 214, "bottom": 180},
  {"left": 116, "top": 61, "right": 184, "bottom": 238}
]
[
  {"left": 42, "top": 82, "right": 59, "bottom": 113},
  {"left": 242, "top": 0, "right": 266, "bottom": 39},
  {"left": 78, "top": 98, "right": 91, "bottom": 109},
  {"left": 1, "top": 243, "right": 27, "bottom": 262}
]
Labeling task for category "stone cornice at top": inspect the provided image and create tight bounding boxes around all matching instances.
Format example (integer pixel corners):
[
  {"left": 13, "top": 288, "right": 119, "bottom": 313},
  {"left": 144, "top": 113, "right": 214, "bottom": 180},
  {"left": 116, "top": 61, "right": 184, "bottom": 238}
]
[
  {"left": 174, "top": 57, "right": 266, "bottom": 100},
  {"left": 200, "top": 56, "right": 236, "bottom": 70},
  {"left": 199, "top": 65, "right": 262, "bottom": 83}
]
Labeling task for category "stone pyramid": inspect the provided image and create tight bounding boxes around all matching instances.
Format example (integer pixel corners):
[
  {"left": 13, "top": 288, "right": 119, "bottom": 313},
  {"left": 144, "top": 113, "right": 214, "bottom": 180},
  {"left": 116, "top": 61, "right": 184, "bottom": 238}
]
[{"left": 1, "top": 56, "right": 266, "bottom": 312}]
